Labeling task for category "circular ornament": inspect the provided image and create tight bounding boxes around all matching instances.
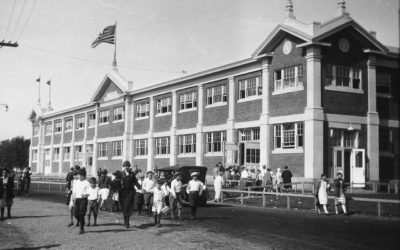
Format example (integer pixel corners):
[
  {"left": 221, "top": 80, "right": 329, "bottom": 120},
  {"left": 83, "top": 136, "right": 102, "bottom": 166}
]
[
  {"left": 283, "top": 40, "right": 292, "bottom": 55},
  {"left": 339, "top": 38, "right": 350, "bottom": 52}
]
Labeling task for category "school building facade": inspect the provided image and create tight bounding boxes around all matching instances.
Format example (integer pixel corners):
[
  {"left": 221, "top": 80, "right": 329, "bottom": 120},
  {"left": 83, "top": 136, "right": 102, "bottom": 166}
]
[{"left": 29, "top": 1, "right": 399, "bottom": 185}]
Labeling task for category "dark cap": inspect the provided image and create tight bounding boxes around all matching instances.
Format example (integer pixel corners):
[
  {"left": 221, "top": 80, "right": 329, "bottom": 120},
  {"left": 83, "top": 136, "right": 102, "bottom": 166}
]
[
  {"left": 89, "top": 177, "right": 97, "bottom": 184},
  {"left": 102, "top": 169, "right": 108, "bottom": 174},
  {"left": 77, "top": 168, "right": 86, "bottom": 176},
  {"left": 123, "top": 161, "right": 131, "bottom": 167},
  {"left": 173, "top": 172, "right": 181, "bottom": 178},
  {"left": 74, "top": 165, "right": 81, "bottom": 171},
  {"left": 284, "top": 165, "right": 288, "bottom": 169},
  {"left": 156, "top": 179, "right": 164, "bottom": 184}
]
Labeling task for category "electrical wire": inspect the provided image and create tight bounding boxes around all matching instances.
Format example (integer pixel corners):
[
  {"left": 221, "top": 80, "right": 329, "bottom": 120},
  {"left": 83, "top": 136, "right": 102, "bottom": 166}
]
[
  {"left": 16, "top": 0, "right": 38, "bottom": 41},
  {"left": 10, "top": 0, "right": 28, "bottom": 41},
  {"left": 3, "top": 0, "right": 17, "bottom": 40},
  {"left": 20, "top": 44, "right": 186, "bottom": 74}
]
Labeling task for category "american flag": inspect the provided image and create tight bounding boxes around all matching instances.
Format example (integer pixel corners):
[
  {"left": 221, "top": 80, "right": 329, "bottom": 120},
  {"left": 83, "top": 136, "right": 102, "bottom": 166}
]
[{"left": 91, "top": 25, "right": 116, "bottom": 48}]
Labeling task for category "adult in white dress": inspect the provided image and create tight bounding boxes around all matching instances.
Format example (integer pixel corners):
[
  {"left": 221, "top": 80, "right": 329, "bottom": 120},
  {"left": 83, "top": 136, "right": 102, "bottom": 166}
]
[{"left": 213, "top": 170, "right": 224, "bottom": 202}]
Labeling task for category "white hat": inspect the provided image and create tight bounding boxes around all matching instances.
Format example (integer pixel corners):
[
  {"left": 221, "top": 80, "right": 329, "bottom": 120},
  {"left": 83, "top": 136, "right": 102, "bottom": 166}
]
[{"left": 191, "top": 172, "right": 199, "bottom": 177}]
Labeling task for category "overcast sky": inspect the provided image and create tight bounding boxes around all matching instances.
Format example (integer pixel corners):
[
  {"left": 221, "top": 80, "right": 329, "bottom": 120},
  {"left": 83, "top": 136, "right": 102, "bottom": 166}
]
[{"left": 0, "top": 0, "right": 398, "bottom": 141}]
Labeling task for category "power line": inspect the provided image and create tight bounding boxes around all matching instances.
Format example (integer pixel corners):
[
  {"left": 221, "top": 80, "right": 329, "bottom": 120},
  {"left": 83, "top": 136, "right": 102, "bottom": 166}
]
[
  {"left": 10, "top": 0, "right": 28, "bottom": 41},
  {"left": 3, "top": 0, "right": 17, "bottom": 40},
  {"left": 20, "top": 44, "right": 186, "bottom": 74},
  {"left": 16, "top": 0, "right": 38, "bottom": 41}
]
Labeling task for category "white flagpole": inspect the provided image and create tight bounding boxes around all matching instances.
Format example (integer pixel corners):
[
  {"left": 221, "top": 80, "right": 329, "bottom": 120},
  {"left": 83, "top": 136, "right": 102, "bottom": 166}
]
[
  {"left": 112, "top": 21, "right": 118, "bottom": 71},
  {"left": 37, "top": 76, "right": 41, "bottom": 107}
]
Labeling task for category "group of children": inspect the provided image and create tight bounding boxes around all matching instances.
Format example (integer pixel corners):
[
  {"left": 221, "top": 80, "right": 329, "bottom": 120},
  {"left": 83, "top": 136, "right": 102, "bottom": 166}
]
[{"left": 66, "top": 162, "right": 204, "bottom": 234}]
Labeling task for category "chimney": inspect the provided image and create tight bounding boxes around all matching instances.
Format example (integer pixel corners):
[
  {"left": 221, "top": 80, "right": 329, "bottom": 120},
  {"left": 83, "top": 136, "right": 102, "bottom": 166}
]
[
  {"left": 335, "top": 0, "right": 348, "bottom": 17},
  {"left": 369, "top": 31, "right": 377, "bottom": 38},
  {"left": 128, "top": 81, "right": 133, "bottom": 91},
  {"left": 285, "top": 0, "right": 296, "bottom": 19}
]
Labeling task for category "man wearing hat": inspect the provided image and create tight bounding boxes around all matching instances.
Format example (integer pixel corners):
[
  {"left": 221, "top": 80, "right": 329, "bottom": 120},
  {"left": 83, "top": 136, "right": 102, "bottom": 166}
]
[
  {"left": 169, "top": 172, "right": 183, "bottom": 220},
  {"left": 142, "top": 170, "right": 155, "bottom": 217},
  {"left": 119, "top": 161, "right": 141, "bottom": 228},
  {"left": 71, "top": 168, "right": 90, "bottom": 234},
  {"left": 186, "top": 172, "right": 205, "bottom": 220},
  {"left": 98, "top": 169, "right": 111, "bottom": 211}
]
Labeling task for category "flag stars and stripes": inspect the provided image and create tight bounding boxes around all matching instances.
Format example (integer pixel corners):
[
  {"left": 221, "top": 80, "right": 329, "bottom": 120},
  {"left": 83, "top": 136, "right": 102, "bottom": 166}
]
[{"left": 91, "top": 25, "right": 116, "bottom": 48}]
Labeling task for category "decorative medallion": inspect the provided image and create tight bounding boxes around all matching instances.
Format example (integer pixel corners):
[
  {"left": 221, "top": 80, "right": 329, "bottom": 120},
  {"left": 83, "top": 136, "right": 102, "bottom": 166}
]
[
  {"left": 283, "top": 40, "right": 292, "bottom": 55},
  {"left": 339, "top": 38, "right": 350, "bottom": 52}
]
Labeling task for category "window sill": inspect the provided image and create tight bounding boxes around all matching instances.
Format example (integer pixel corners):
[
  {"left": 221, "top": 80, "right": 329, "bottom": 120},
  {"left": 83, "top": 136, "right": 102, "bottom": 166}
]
[
  {"left": 377, "top": 93, "right": 393, "bottom": 99},
  {"left": 155, "top": 112, "right": 171, "bottom": 118},
  {"left": 111, "top": 156, "right": 123, "bottom": 160},
  {"left": 154, "top": 154, "right": 170, "bottom": 159},
  {"left": 134, "top": 155, "right": 148, "bottom": 159},
  {"left": 76, "top": 128, "right": 84, "bottom": 131},
  {"left": 272, "top": 148, "right": 303, "bottom": 154},
  {"left": 63, "top": 159, "right": 70, "bottom": 162},
  {"left": 45, "top": 133, "right": 52, "bottom": 136},
  {"left": 324, "top": 86, "right": 364, "bottom": 94},
  {"left": 53, "top": 159, "right": 60, "bottom": 162},
  {"left": 87, "top": 126, "right": 95, "bottom": 129},
  {"left": 379, "top": 151, "right": 394, "bottom": 157},
  {"left": 98, "top": 122, "right": 109, "bottom": 126},
  {"left": 272, "top": 86, "right": 304, "bottom": 95},
  {"left": 97, "top": 157, "right": 108, "bottom": 160},
  {"left": 205, "top": 102, "right": 227, "bottom": 109},
  {"left": 205, "top": 152, "right": 223, "bottom": 157},
  {"left": 135, "top": 116, "right": 149, "bottom": 121},
  {"left": 178, "top": 108, "right": 197, "bottom": 114},
  {"left": 178, "top": 153, "right": 196, "bottom": 158},
  {"left": 237, "top": 95, "right": 262, "bottom": 103},
  {"left": 32, "top": 160, "right": 38, "bottom": 162},
  {"left": 54, "top": 131, "right": 62, "bottom": 135},
  {"left": 64, "top": 130, "right": 72, "bottom": 133},
  {"left": 112, "top": 119, "right": 125, "bottom": 124}
]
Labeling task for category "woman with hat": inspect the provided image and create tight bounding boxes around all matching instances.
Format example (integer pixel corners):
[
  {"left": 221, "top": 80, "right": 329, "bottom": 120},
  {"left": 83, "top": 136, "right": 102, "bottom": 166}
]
[
  {"left": 186, "top": 172, "right": 205, "bottom": 220},
  {"left": 1, "top": 169, "right": 15, "bottom": 220},
  {"left": 120, "top": 161, "right": 141, "bottom": 228}
]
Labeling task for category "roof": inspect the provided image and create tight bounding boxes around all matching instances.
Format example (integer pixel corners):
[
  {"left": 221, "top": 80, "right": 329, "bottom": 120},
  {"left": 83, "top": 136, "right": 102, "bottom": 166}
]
[
  {"left": 90, "top": 71, "right": 130, "bottom": 102},
  {"left": 157, "top": 166, "right": 207, "bottom": 171}
]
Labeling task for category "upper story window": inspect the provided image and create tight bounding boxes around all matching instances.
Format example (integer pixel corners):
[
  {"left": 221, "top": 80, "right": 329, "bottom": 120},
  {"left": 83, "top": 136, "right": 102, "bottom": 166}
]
[
  {"left": 207, "top": 85, "right": 227, "bottom": 106},
  {"left": 76, "top": 116, "right": 85, "bottom": 129},
  {"left": 155, "top": 137, "right": 170, "bottom": 155},
  {"left": 53, "top": 148, "right": 60, "bottom": 161},
  {"left": 65, "top": 119, "right": 73, "bottom": 132},
  {"left": 45, "top": 123, "right": 52, "bottom": 135},
  {"left": 179, "top": 134, "right": 196, "bottom": 154},
  {"left": 274, "top": 122, "right": 303, "bottom": 150},
  {"left": 274, "top": 65, "right": 303, "bottom": 94},
  {"left": 99, "top": 110, "right": 109, "bottom": 124},
  {"left": 112, "top": 141, "right": 123, "bottom": 157},
  {"left": 32, "top": 150, "right": 38, "bottom": 161},
  {"left": 239, "top": 128, "right": 260, "bottom": 142},
  {"left": 156, "top": 98, "right": 171, "bottom": 114},
  {"left": 330, "top": 129, "right": 357, "bottom": 148},
  {"left": 98, "top": 142, "right": 108, "bottom": 158},
  {"left": 377, "top": 72, "right": 391, "bottom": 97},
  {"left": 136, "top": 102, "right": 150, "bottom": 118},
  {"left": 88, "top": 113, "right": 96, "bottom": 127},
  {"left": 55, "top": 121, "right": 62, "bottom": 133},
  {"left": 180, "top": 92, "right": 197, "bottom": 110},
  {"left": 33, "top": 126, "right": 39, "bottom": 136},
  {"left": 113, "top": 106, "right": 125, "bottom": 121},
  {"left": 206, "top": 131, "right": 226, "bottom": 153},
  {"left": 379, "top": 126, "right": 393, "bottom": 152},
  {"left": 324, "top": 64, "right": 362, "bottom": 93},
  {"left": 238, "top": 76, "right": 262, "bottom": 100},
  {"left": 135, "top": 139, "right": 148, "bottom": 156}
]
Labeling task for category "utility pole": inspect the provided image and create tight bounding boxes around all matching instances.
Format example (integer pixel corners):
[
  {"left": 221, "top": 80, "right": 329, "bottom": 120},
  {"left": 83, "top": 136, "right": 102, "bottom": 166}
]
[{"left": 0, "top": 40, "right": 18, "bottom": 48}]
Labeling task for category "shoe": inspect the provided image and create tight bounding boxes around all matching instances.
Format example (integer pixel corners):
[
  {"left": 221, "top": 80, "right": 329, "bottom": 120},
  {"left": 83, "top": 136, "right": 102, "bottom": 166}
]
[
  {"left": 344, "top": 213, "right": 348, "bottom": 216},
  {"left": 67, "top": 222, "right": 74, "bottom": 227},
  {"left": 86, "top": 223, "right": 90, "bottom": 227},
  {"left": 78, "top": 229, "right": 84, "bottom": 234},
  {"left": 316, "top": 210, "right": 321, "bottom": 214},
  {"left": 93, "top": 223, "right": 98, "bottom": 227},
  {"left": 178, "top": 216, "right": 183, "bottom": 220},
  {"left": 190, "top": 216, "right": 194, "bottom": 220},
  {"left": 157, "top": 224, "right": 161, "bottom": 227}
]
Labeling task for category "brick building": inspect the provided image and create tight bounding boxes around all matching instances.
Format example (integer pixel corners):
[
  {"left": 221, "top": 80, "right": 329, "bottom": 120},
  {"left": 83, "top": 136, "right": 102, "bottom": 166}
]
[{"left": 29, "top": 1, "right": 399, "bottom": 184}]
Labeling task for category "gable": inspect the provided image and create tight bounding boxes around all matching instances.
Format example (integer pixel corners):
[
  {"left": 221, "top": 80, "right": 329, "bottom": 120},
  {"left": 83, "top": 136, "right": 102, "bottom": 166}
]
[
  {"left": 90, "top": 72, "right": 128, "bottom": 103},
  {"left": 98, "top": 81, "right": 124, "bottom": 103}
]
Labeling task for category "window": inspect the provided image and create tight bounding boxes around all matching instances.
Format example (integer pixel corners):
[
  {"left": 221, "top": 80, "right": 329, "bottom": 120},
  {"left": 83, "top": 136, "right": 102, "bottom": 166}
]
[
  {"left": 156, "top": 98, "right": 171, "bottom": 114},
  {"left": 88, "top": 113, "right": 96, "bottom": 127},
  {"left": 112, "top": 141, "right": 123, "bottom": 157},
  {"left": 55, "top": 121, "right": 62, "bottom": 133},
  {"left": 136, "top": 102, "right": 150, "bottom": 118},
  {"left": 53, "top": 148, "right": 60, "bottom": 161},
  {"left": 329, "top": 129, "right": 357, "bottom": 148},
  {"left": 324, "top": 64, "right": 362, "bottom": 91},
  {"left": 179, "top": 134, "right": 196, "bottom": 154},
  {"left": 238, "top": 76, "right": 262, "bottom": 99},
  {"left": 179, "top": 92, "right": 198, "bottom": 110},
  {"left": 206, "top": 131, "right": 226, "bottom": 153},
  {"left": 76, "top": 116, "right": 85, "bottom": 129},
  {"left": 65, "top": 119, "right": 73, "bottom": 131},
  {"left": 75, "top": 145, "right": 83, "bottom": 160},
  {"left": 63, "top": 147, "right": 70, "bottom": 161},
  {"left": 377, "top": 73, "right": 391, "bottom": 95},
  {"left": 274, "top": 122, "right": 303, "bottom": 150},
  {"left": 45, "top": 123, "right": 52, "bottom": 135},
  {"left": 156, "top": 137, "right": 170, "bottom": 155},
  {"left": 33, "top": 126, "right": 39, "bottom": 136},
  {"left": 274, "top": 65, "right": 303, "bottom": 92},
  {"left": 135, "top": 139, "right": 148, "bottom": 156},
  {"left": 379, "top": 127, "right": 392, "bottom": 152},
  {"left": 239, "top": 128, "right": 260, "bottom": 142},
  {"left": 99, "top": 110, "right": 109, "bottom": 124},
  {"left": 113, "top": 106, "right": 125, "bottom": 121},
  {"left": 207, "top": 85, "right": 227, "bottom": 105},
  {"left": 98, "top": 142, "right": 108, "bottom": 158},
  {"left": 246, "top": 149, "right": 260, "bottom": 163},
  {"left": 32, "top": 150, "right": 38, "bottom": 161},
  {"left": 44, "top": 149, "right": 50, "bottom": 167}
]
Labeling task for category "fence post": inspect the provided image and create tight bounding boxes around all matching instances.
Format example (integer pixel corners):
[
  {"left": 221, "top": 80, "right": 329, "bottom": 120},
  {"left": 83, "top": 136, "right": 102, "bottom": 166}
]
[
  {"left": 301, "top": 179, "right": 304, "bottom": 194},
  {"left": 387, "top": 184, "right": 390, "bottom": 194},
  {"left": 395, "top": 183, "right": 398, "bottom": 194},
  {"left": 350, "top": 181, "right": 353, "bottom": 193},
  {"left": 294, "top": 183, "right": 297, "bottom": 194},
  {"left": 240, "top": 193, "right": 244, "bottom": 204},
  {"left": 247, "top": 187, "right": 251, "bottom": 198},
  {"left": 262, "top": 193, "right": 266, "bottom": 207},
  {"left": 48, "top": 183, "right": 50, "bottom": 192},
  {"left": 286, "top": 195, "right": 290, "bottom": 209},
  {"left": 377, "top": 202, "right": 381, "bottom": 217},
  {"left": 373, "top": 182, "right": 377, "bottom": 193}
]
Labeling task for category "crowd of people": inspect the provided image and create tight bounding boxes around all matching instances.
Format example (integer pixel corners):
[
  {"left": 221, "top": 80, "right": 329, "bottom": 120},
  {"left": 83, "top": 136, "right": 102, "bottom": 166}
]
[{"left": 66, "top": 161, "right": 206, "bottom": 234}]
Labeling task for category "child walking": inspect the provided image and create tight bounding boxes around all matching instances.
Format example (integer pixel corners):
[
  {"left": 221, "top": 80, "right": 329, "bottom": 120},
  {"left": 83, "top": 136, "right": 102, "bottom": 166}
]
[
  {"left": 152, "top": 179, "right": 168, "bottom": 227},
  {"left": 71, "top": 168, "right": 90, "bottom": 234},
  {"left": 87, "top": 177, "right": 100, "bottom": 226},
  {"left": 109, "top": 171, "right": 122, "bottom": 212},
  {"left": 135, "top": 173, "right": 145, "bottom": 216}
]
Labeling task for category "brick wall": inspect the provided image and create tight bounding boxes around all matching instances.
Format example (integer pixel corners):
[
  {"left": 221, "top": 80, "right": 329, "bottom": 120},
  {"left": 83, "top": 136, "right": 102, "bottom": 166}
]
[
  {"left": 97, "top": 122, "right": 124, "bottom": 138},
  {"left": 177, "top": 111, "right": 198, "bottom": 129},
  {"left": 235, "top": 99, "right": 262, "bottom": 122},
  {"left": 31, "top": 137, "right": 39, "bottom": 146},
  {"left": 74, "top": 130, "right": 84, "bottom": 142},
  {"left": 203, "top": 106, "right": 229, "bottom": 126},
  {"left": 86, "top": 128, "right": 95, "bottom": 140},
  {"left": 31, "top": 162, "right": 37, "bottom": 172},
  {"left": 62, "top": 162, "right": 70, "bottom": 173},
  {"left": 63, "top": 132, "right": 72, "bottom": 143},
  {"left": 154, "top": 158, "right": 170, "bottom": 168},
  {"left": 270, "top": 153, "right": 304, "bottom": 177},
  {"left": 177, "top": 157, "right": 196, "bottom": 167},
  {"left": 44, "top": 135, "right": 51, "bottom": 145},
  {"left": 52, "top": 162, "right": 59, "bottom": 174},
  {"left": 133, "top": 159, "right": 147, "bottom": 173},
  {"left": 97, "top": 159, "right": 123, "bottom": 173},
  {"left": 53, "top": 134, "right": 61, "bottom": 144},
  {"left": 154, "top": 115, "right": 172, "bottom": 132},
  {"left": 133, "top": 119, "right": 150, "bottom": 135}
]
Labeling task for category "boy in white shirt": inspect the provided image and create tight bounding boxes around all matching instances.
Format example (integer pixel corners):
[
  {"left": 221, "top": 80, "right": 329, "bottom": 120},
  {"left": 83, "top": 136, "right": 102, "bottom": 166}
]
[
  {"left": 170, "top": 172, "right": 183, "bottom": 220},
  {"left": 71, "top": 168, "right": 90, "bottom": 234},
  {"left": 87, "top": 177, "right": 100, "bottom": 227},
  {"left": 142, "top": 171, "right": 155, "bottom": 216},
  {"left": 186, "top": 172, "right": 205, "bottom": 220}
]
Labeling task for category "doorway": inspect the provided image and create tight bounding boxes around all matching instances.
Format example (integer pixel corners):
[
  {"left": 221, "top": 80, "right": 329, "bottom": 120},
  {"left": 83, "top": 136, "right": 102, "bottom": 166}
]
[{"left": 344, "top": 149, "right": 351, "bottom": 183}]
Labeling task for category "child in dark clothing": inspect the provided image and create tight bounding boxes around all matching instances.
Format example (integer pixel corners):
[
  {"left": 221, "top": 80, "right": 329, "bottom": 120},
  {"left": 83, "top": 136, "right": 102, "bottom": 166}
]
[{"left": 109, "top": 171, "right": 122, "bottom": 212}]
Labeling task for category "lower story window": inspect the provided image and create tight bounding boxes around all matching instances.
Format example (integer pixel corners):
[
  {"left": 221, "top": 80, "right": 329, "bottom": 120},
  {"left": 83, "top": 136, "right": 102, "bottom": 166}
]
[
  {"left": 156, "top": 137, "right": 170, "bottom": 155},
  {"left": 98, "top": 142, "right": 108, "bottom": 158},
  {"left": 179, "top": 134, "right": 196, "bottom": 154},
  {"left": 274, "top": 122, "right": 303, "bottom": 150},
  {"left": 112, "top": 141, "right": 123, "bottom": 157},
  {"left": 135, "top": 139, "right": 148, "bottom": 156},
  {"left": 206, "top": 131, "right": 226, "bottom": 153},
  {"left": 32, "top": 150, "right": 38, "bottom": 161},
  {"left": 246, "top": 148, "right": 260, "bottom": 163}
]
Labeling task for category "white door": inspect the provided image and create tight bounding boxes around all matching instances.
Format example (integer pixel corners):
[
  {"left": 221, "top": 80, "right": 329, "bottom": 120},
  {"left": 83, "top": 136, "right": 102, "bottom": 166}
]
[{"left": 351, "top": 149, "right": 365, "bottom": 187}]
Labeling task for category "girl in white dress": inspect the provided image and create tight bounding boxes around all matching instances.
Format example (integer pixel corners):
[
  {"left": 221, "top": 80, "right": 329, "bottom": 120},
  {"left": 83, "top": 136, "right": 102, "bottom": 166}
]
[{"left": 315, "top": 173, "right": 330, "bottom": 215}]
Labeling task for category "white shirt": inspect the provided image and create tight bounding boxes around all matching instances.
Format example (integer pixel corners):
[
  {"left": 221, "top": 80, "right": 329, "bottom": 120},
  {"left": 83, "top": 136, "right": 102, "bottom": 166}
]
[
  {"left": 142, "top": 178, "right": 155, "bottom": 193},
  {"left": 72, "top": 179, "right": 90, "bottom": 199},
  {"left": 214, "top": 175, "right": 224, "bottom": 189},
  {"left": 187, "top": 179, "right": 205, "bottom": 193},
  {"left": 87, "top": 186, "right": 99, "bottom": 200},
  {"left": 241, "top": 170, "right": 249, "bottom": 179},
  {"left": 170, "top": 179, "right": 182, "bottom": 197},
  {"left": 135, "top": 179, "right": 144, "bottom": 193}
]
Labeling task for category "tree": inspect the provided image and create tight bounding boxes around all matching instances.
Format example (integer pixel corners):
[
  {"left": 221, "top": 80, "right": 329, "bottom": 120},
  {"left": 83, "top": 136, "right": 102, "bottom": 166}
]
[{"left": 0, "top": 136, "right": 30, "bottom": 170}]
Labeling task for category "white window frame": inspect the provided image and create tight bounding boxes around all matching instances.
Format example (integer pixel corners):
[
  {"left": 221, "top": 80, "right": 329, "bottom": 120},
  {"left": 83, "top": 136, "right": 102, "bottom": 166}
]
[
  {"left": 99, "top": 110, "right": 109, "bottom": 124},
  {"left": 54, "top": 121, "right": 62, "bottom": 133},
  {"left": 45, "top": 123, "right": 52, "bottom": 135},
  {"left": 206, "top": 131, "right": 226, "bottom": 154},
  {"left": 32, "top": 150, "right": 38, "bottom": 161},
  {"left": 65, "top": 119, "right": 73, "bottom": 132},
  {"left": 324, "top": 64, "right": 363, "bottom": 94},
  {"left": 178, "top": 134, "right": 196, "bottom": 155},
  {"left": 88, "top": 113, "right": 96, "bottom": 128},
  {"left": 113, "top": 106, "right": 125, "bottom": 121},
  {"left": 112, "top": 141, "right": 123, "bottom": 157},
  {"left": 238, "top": 76, "right": 262, "bottom": 102},
  {"left": 76, "top": 116, "right": 85, "bottom": 130},
  {"left": 98, "top": 142, "right": 108, "bottom": 158},
  {"left": 136, "top": 102, "right": 150, "bottom": 119},
  {"left": 273, "top": 65, "right": 304, "bottom": 95},
  {"left": 156, "top": 97, "right": 171, "bottom": 115},
  {"left": 273, "top": 122, "right": 304, "bottom": 153},
  {"left": 206, "top": 85, "right": 227, "bottom": 107},
  {"left": 239, "top": 128, "right": 260, "bottom": 142},
  {"left": 179, "top": 92, "right": 198, "bottom": 111},
  {"left": 377, "top": 72, "right": 392, "bottom": 98},
  {"left": 33, "top": 126, "right": 39, "bottom": 136},
  {"left": 155, "top": 137, "right": 170, "bottom": 155},
  {"left": 44, "top": 149, "right": 51, "bottom": 167},
  {"left": 63, "top": 147, "right": 71, "bottom": 161},
  {"left": 53, "top": 148, "right": 60, "bottom": 161},
  {"left": 135, "top": 139, "right": 148, "bottom": 156}
]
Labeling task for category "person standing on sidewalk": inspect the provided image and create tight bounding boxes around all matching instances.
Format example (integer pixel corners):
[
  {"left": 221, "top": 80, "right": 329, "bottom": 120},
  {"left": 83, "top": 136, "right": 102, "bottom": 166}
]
[
  {"left": 169, "top": 172, "right": 183, "bottom": 220},
  {"left": 187, "top": 172, "right": 205, "bottom": 220},
  {"left": 281, "top": 166, "right": 293, "bottom": 192},
  {"left": 314, "top": 173, "right": 330, "bottom": 215},
  {"left": 333, "top": 172, "right": 348, "bottom": 216},
  {"left": 213, "top": 170, "right": 224, "bottom": 202},
  {"left": 1, "top": 169, "right": 15, "bottom": 220},
  {"left": 98, "top": 169, "right": 111, "bottom": 211},
  {"left": 142, "top": 171, "right": 155, "bottom": 217},
  {"left": 119, "top": 161, "right": 141, "bottom": 228},
  {"left": 71, "top": 168, "right": 90, "bottom": 234},
  {"left": 24, "top": 167, "right": 32, "bottom": 195}
]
